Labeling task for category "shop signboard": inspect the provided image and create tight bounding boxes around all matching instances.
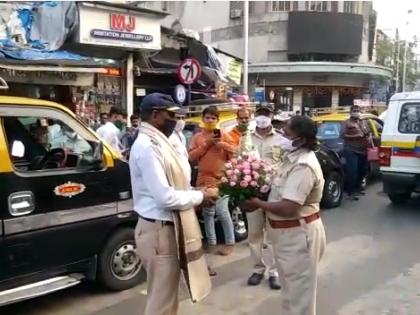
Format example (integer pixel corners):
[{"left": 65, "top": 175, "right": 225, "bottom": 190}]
[
  {"left": 353, "top": 99, "right": 372, "bottom": 107},
  {"left": 78, "top": 3, "right": 161, "bottom": 50},
  {"left": 216, "top": 52, "right": 243, "bottom": 86},
  {"left": 254, "top": 87, "right": 265, "bottom": 102},
  {"left": 0, "top": 68, "right": 95, "bottom": 86}
]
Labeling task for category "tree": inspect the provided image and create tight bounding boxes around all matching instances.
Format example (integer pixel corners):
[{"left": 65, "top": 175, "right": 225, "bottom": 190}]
[{"left": 376, "top": 35, "right": 420, "bottom": 91}]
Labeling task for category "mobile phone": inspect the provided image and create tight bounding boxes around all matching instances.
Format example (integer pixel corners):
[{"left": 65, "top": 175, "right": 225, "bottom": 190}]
[{"left": 213, "top": 129, "right": 221, "bottom": 138}]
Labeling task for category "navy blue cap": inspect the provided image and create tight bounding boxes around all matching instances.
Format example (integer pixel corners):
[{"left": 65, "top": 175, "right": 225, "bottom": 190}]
[
  {"left": 256, "top": 102, "right": 274, "bottom": 113},
  {"left": 139, "top": 93, "right": 180, "bottom": 112}
]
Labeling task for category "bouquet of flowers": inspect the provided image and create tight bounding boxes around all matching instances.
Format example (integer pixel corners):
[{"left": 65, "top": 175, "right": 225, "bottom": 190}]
[{"left": 219, "top": 153, "right": 273, "bottom": 203}]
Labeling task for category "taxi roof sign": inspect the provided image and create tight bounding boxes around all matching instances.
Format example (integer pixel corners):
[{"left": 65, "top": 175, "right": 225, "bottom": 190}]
[{"left": 0, "top": 76, "right": 9, "bottom": 90}]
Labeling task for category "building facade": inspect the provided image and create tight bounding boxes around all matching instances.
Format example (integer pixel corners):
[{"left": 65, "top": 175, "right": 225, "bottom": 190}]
[{"left": 140, "top": 1, "right": 392, "bottom": 112}]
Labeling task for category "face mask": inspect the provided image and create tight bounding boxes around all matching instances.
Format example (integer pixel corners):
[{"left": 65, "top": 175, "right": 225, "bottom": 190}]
[
  {"left": 237, "top": 122, "right": 249, "bottom": 132},
  {"left": 161, "top": 119, "right": 177, "bottom": 137},
  {"left": 115, "top": 120, "right": 125, "bottom": 131},
  {"left": 174, "top": 119, "right": 185, "bottom": 132},
  {"left": 351, "top": 112, "right": 360, "bottom": 119},
  {"left": 278, "top": 135, "right": 295, "bottom": 152},
  {"left": 203, "top": 122, "right": 218, "bottom": 131},
  {"left": 255, "top": 116, "right": 272, "bottom": 129}
]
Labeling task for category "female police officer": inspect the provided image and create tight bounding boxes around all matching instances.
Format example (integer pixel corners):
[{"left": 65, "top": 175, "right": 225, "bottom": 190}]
[{"left": 244, "top": 115, "right": 326, "bottom": 315}]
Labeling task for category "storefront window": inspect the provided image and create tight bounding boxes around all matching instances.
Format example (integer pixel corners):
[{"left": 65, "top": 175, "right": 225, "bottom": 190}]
[
  {"left": 302, "top": 87, "right": 332, "bottom": 109},
  {"left": 339, "top": 87, "right": 364, "bottom": 106}
]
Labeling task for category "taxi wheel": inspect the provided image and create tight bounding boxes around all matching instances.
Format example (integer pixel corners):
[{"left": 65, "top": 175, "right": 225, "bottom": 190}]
[
  {"left": 321, "top": 171, "right": 343, "bottom": 209},
  {"left": 388, "top": 192, "right": 411, "bottom": 205},
  {"left": 98, "top": 228, "right": 145, "bottom": 291}
]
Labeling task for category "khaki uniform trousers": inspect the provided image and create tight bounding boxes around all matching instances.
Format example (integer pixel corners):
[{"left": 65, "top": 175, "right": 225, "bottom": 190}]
[
  {"left": 268, "top": 219, "right": 326, "bottom": 315},
  {"left": 135, "top": 218, "right": 180, "bottom": 315},
  {"left": 246, "top": 209, "right": 278, "bottom": 276}
]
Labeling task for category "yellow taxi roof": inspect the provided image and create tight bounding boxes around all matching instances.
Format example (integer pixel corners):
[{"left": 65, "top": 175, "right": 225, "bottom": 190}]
[
  {"left": 0, "top": 96, "right": 75, "bottom": 117},
  {"left": 313, "top": 112, "right": 377, "bottom": 122}
]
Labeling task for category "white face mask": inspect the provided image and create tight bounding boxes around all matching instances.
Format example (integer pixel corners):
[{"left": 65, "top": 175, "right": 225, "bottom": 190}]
[
  {"left": 350, "top": 112, "right": 360, "bottom": 119},
  {"left": 278, "top": 135, "right": 295, "bottom": 152},
  {"left": 174, "top": 119, "right": 185, "bottom": 132},
  {"left": 255, "top": 116, "right": 272, "bottom": 129}
]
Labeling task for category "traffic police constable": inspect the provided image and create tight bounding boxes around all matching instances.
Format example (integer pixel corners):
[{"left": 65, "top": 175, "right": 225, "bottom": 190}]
[
  {"left": 244, "top": 115, "right": 326, "bottom": 315},
  {"left": 129, "top": 93, "right": 216, "bottom": 315}
]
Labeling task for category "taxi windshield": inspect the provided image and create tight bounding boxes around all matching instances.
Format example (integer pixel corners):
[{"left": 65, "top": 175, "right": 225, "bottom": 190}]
[{"left": 317, "top": 122, "right": 342, "bottom": 140}]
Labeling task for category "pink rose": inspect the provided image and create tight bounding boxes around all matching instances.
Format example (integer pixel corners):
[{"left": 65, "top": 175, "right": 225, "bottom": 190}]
[
  {"left": 221, "top": 177, "right": 228, "bottom": 183},
  {"left": 244, "top": 175, "right": 252, "bottom": 182},
  {"left": 260, "top": 185, "right": 270, "bottom": 193},
  {"left": 240, "top": 180, "right": 249, "bottom": 188},
  {"left": 252, "top": 171, "right": 260, "bottom": 180},
  {"left": 264, "top": 166, "right": 272, "bottom": 173},
  {"left": 243, "top": 168, "right": 251, "bottom": 175},
  {"left": 225, "top": 162, "right": 233, "bottom": 169},
  {"left": 230, "top": 175, "right": 238, "bottom": 182},
  {"left": 251, "top": 162, "right": 260, "bottom": 170},
  {"left": 230, "top": 181, "right": 236, "bottom": 187},
  {"left": 248, "top": 153, "right": 257, "bottom": 161},
  {"left": 250, "top": 181, "right": 258, "bottom": 187},
  {"left": 234, "top": 169, "right": 240, "bottom": 175},
  {"left": 242, "top": 162, "right": 251, "bottom": 169},
  {"left": 226, "top": 170, "right": 234, "bottom": 176}
]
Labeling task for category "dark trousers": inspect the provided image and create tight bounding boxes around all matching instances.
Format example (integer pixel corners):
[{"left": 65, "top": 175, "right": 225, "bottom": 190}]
[{"left": 343, "top": 149, "right": 368, "bottom": 195}]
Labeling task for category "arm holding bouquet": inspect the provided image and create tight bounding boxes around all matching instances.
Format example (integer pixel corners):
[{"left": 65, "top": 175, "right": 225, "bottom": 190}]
[{"left": 243, "top": 164, "right": 316, "bottom": 217}]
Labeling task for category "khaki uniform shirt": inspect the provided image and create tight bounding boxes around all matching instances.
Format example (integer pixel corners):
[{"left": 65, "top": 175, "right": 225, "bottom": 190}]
[
  {"left": 251, "top": 128, "right": 284, "bottom": 167},
  {"left": 268, "top": 148, "right": 325, "bottom": 220}
]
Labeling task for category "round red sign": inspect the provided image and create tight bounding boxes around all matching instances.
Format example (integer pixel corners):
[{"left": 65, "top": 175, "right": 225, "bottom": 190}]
[{"left": 177, "top": 58, "right": 202, "bottom": 85}]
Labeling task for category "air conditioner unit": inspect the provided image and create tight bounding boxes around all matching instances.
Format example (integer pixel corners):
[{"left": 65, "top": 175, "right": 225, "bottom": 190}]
[{"left": 230, "top": 9, "right": 242, "bottom": 19}]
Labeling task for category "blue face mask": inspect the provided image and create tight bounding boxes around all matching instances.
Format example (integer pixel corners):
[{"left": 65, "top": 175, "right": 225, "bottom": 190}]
[{"left": 278, "top": 135, "right": 295, "bottom": 152}]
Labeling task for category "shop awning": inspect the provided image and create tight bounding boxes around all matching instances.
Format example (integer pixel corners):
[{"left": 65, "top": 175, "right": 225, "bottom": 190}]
[
  {"left": 249, "top": 62, "right": 393, "bottom": 79},
  {"left": 0, "top": 63, "right": 113, "bottom": 74}
]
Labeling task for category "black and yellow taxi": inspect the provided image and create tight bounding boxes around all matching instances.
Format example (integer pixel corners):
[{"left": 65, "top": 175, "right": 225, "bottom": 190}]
[
  {"left": 0, "top": 96, "right": 142, "bottom": 306},
  {"left": 313, "top": 112, "right": 384, "bottom": 178}
]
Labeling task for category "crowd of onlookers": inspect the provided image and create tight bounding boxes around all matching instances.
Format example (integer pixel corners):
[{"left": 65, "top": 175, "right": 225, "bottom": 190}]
[{"left": 95, "top": 103, "right": 375, "bottom": 262}]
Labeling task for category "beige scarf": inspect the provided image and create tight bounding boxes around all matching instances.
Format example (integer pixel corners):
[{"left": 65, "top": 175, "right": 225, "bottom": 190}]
[{"left": 139, "top": 122, "right": 211, "bottom": 302}]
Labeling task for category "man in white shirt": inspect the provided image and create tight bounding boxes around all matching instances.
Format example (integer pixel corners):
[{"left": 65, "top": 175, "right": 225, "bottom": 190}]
[
  {"left": 96, "top": 107, "right": 123, "bottom": 153},
  {"left": 129, "top": 93, "right": 217, "bottom": 315},
  {"left": 247, "top": 103, "right": 282, "bottom": 290},
  {"left": 169, "top": 109, "right": 188, "bottom": 162}
]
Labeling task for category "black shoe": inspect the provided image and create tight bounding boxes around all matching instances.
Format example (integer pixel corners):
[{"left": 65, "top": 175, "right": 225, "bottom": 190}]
[
  {"left": 268, "top": 276, "right": 281, "bottom": 290},
  {"left": 347, "top": 194, "right": 359, "bottom": 201},
  {"left": 247, "top": 273, "right": 264, "bottom": 286}
]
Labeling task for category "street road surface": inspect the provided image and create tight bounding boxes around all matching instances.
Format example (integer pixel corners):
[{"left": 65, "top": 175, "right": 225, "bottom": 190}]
[{"left": 2, "top": 182, "right": 420, "bottom": 315}]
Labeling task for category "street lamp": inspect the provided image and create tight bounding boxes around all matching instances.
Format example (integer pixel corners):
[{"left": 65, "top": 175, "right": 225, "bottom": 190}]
[{"left": 243, "top": 0, "right": 249, "bottom": 95}]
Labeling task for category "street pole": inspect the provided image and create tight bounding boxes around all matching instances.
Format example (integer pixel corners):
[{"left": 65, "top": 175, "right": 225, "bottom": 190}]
[
  {"left": 243, "top": 0, "right": 249, "bottom": 95},
  {"left": 402, "top": 9, "right": 412, "bottom": 92},
  {"left": 396, "top": 40, "right": 400, "bottom": 92},
  {"left": 402, "top": 40, "right": 408, "bottom": 92},
  {"left": 126, "top": 53, "right": 134, "bottom": 126}
]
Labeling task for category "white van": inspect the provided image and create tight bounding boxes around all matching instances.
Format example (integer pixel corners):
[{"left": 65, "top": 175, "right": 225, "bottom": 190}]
[{"left": 379, "top": 92, "right": 420, "bottom": 204}]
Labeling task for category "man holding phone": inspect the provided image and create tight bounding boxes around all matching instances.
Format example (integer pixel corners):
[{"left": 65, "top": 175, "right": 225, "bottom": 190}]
[{"left": 189, "top": 106, "right": 237, "bottom": 256}]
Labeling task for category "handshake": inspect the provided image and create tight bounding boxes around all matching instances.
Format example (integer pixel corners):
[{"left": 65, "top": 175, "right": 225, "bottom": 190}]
[{"left": 200, "top": 187, "right": 219, "bottom": 203}]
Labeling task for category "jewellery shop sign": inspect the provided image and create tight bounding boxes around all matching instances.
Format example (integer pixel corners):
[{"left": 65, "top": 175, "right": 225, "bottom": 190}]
[{"left": 78, "top": 4, "right": 161, "bottom": 50}]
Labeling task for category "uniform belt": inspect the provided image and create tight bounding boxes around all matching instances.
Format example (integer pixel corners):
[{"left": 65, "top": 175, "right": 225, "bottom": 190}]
[
  {"left": 139, "top": 215, "right": 174, "bottom": 226},
  {"left": 269, "top": 212, "right": 320, "bottom": 229}
]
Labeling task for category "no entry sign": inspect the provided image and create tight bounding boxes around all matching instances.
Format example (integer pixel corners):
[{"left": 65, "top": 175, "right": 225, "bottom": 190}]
[{"left": 177, "top": 58, "right": 201, "bottom": 85}]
